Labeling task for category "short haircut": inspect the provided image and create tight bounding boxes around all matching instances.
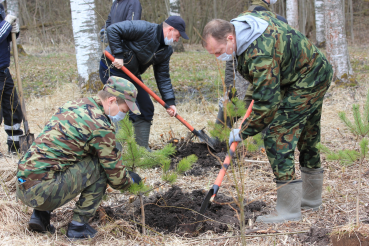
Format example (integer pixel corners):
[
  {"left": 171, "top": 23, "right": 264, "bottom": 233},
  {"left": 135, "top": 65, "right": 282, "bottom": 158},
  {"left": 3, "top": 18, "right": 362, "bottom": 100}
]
[
  {"left": 97, "top": 90, "right": 125, "bottom": 104},
  {"left": 163, "top": 21, "right": 170, "bottom": 28},
  {"left": 202, "top": 19, "right": 235, "bottom": 47}
]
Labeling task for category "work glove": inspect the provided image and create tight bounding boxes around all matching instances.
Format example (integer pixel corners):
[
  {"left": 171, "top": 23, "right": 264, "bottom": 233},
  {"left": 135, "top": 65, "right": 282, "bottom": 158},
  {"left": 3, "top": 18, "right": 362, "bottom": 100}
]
[
  {"left": 11, "top": 22, "right": 19, "bottom": 33},
  {"left": 100, "top": 28, "right": 108, "bottom": 43},
  {"left": 228, "top": 129, "right": 242, "bottom": 146},
  {"left": 4, "top": 14, "right": 16, "bottom": 24},
  {"left": 128, "top": 171, "right": 142, "bottom": 184}
]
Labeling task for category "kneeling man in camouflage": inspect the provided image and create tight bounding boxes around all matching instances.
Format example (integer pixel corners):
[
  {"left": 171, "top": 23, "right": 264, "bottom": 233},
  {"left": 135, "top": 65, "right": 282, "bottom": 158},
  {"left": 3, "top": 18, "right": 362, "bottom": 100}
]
[{"left": 16, "top": 76, "right": 142, "bottom": 239}]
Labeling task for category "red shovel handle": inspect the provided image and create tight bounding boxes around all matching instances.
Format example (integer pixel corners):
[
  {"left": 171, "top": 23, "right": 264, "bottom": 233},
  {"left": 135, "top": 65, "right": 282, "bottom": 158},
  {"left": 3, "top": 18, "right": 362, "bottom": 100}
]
[
  {"left": 104, "top": 51, "right": 195, "bottom": 132},
  {"left": 213, "top": 100, "right": 254, "bottom": 188}
]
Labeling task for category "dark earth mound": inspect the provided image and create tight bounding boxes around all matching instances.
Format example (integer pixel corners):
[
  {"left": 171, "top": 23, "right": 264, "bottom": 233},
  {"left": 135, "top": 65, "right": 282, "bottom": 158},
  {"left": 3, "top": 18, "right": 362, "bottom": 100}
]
[
  {"left": 100, "top": 186, "right": 266, "bottom": 236},
  {"left": 298, "top": 226, "right": 331, "bottom": 245},
  {"left": 171, "top": 142, "right": 229, "bottom": 176}
]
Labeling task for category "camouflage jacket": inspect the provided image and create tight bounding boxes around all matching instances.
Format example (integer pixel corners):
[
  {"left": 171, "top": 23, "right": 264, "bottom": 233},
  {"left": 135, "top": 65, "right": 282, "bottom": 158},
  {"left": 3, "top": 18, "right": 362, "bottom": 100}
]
[
  {"left": 17, "top": 96, "right": 132, "bottom": 190},
  {"left": 249, "top": 0, "right": 271, "bottom": 11},
  {"left": 237, "top": 11, "right": 332, "bottom": 137}
]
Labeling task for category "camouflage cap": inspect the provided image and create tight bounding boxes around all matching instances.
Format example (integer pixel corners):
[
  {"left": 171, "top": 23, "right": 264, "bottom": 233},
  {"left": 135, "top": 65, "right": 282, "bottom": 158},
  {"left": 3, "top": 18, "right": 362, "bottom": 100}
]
[{"left": 103, "top": 76, "right": 141, "bottom": 115}]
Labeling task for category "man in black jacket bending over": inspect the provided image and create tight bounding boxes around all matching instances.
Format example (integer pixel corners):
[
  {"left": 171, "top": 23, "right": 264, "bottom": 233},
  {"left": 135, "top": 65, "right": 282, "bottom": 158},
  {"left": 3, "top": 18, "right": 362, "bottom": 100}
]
[{"left": 99, "top": 16, "right": 189, "bottom": 151}]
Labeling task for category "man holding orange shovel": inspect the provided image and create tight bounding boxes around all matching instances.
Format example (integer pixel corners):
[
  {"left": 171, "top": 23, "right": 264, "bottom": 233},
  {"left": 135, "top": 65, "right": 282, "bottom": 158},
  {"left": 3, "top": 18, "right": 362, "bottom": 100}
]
[
  {"left": 203, "top": 11, "right": 333, "bottom": 223},
  {"left": 99, "top": 16, "right": 189, "bottom": 151}
]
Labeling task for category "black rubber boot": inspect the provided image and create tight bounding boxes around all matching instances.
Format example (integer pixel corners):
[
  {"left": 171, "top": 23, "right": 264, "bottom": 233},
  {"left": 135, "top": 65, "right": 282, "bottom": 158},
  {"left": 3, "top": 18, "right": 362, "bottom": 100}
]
[
  {"left": 8, "top": 141, "right": 20, "bottom": 154},
  {"left": 28, "top": 210, "right": 55, "bottom": 233},
  {"left": 215, "top": 107, "right": 233, "bottom": 129},
  {"left": 133, "top": 119, "right": 152, "bottom": 152},
  {"left": 66, "top": 222, "right": 97, "bottom": 239}
]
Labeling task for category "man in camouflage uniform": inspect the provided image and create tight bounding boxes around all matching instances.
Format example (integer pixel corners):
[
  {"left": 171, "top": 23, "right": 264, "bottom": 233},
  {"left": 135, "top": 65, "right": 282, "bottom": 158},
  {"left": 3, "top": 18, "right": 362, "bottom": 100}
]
[
  {"left": 16, "top": 76, "right": 142, "bottom": 239},
  {"left": 217, "top": 0, "right": 287, "bottom": 129},
  {"left": 203, "top": 11, "right": 333, "bottom": 223}
]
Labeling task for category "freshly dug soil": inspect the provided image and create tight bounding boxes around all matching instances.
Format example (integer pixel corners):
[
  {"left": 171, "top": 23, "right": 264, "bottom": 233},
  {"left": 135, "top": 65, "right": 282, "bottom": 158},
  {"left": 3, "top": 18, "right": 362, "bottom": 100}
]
[
  {"left": 301, "top": 226, "right": 331, "bottom": 245},
  {"left": 331, "top": 231, "right": 369, "bottom": 246},
  {"left": 171, "top": 141, "right": 252, "bottom": 176},
  {"left": 100, "top": 186, "right": 266, "bottom": 236}
]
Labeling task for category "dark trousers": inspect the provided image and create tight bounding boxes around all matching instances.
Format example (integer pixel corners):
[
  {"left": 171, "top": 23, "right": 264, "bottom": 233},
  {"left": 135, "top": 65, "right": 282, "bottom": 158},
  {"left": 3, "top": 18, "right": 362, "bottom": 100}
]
[
  {"left": 0, "top": 68, "right": 23, "bottom": 147},
  {"left": 99, "top": 64, "right": 154, "bottom": 122}
]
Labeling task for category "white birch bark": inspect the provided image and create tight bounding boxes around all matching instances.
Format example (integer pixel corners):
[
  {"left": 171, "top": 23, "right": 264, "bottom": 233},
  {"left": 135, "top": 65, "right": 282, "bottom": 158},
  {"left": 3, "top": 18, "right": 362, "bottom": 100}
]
[
  {"left": 165, "top": 0, "right": 184, "bottom": 51},
  {"left": 325, "top": 0, "right": 352, "bottom": 81},
  {"left": 315, "top": 0, "right": 325, "bottom": 46},
  {"left": 6, "top": 0, "right": 19, "bottom": 16},
  {"left": 6, "top": 0, "right": 20, "bottom": 44},
  {"left": 70, "top": 0, "right": 100, "bottom": 89},
  {"left": 349, "top": 0, "right": 354, "bottom": 42},
  {"left": 286, "top": 0, "right": 299, "bottom": 30},
  {"left": 169, "top": 0, "right": 180, "bottom": 16}
]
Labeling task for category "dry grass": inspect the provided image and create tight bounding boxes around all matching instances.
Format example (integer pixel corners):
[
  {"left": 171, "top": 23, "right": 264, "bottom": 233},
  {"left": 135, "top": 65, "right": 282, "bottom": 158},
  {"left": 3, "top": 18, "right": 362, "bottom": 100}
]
[{"left": 0, "top": 45, "right": 368, "bottom": 245}]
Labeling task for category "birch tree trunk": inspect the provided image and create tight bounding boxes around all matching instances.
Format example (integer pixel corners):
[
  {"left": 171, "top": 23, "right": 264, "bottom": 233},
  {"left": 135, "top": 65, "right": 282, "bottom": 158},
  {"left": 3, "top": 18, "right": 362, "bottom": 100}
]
[
  {"left": 286, "top": 0, "right": 298, "bottom": 30},
  {"left": 315, "top": 0, "right": 325, "bottom": 47},
  {"left": 165, "top": 0, "right": 185, "bottom": 52},
  {"left": 6, "top": 0, "right": 19, "bottom": 17},
  {"left": 349, "top": 0, "right": 354, "bottom": 42},
  {"left": 325, "top": 0, "right": 353, "bottom": 82},
  {"left": 70, "top": 0, "right": 101, "bottom": 92},
  {"left": 7, "top": 0, "right": 20, "bottom": 45}
]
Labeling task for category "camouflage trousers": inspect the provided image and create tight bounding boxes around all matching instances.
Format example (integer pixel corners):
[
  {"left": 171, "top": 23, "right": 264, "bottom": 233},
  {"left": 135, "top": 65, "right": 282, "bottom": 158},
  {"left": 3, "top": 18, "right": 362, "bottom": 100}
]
[
  {"left": 16, "top": 156, "right": 107, "bottom": 223},
  {"left": 264, "top": 74, "right": 332, "bottom": 180}
]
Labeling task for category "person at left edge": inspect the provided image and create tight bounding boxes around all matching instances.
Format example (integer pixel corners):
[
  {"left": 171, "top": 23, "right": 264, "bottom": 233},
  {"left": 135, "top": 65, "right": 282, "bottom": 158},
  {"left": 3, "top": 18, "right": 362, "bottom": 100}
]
[
  {"left": 0, "top": 2, "right": 23, "bottom": 154},
  {"left": 99, "top": 16, "right": 189, "bottom": 151},
  {"left": 16, "top": 77, "right": 142, "bottom": 239}
]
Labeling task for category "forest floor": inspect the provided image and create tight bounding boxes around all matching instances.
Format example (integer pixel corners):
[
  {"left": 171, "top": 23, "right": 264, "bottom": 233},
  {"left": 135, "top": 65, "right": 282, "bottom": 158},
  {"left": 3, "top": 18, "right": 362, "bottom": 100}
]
[{"left": 0, "top": 44, "right": 368, "bottom": 245}]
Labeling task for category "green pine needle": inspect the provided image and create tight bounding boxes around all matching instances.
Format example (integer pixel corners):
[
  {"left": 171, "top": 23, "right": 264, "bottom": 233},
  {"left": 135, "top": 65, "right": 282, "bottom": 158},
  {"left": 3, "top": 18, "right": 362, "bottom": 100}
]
[
  {"left": 127, "top": 181, "right": 151, "bottom": 196},
  {"left": 177, "top": 154, "right": 197, "bottom": 174},
  {"left": 162, "top": 172, "right": 177, "bottom": 184}
]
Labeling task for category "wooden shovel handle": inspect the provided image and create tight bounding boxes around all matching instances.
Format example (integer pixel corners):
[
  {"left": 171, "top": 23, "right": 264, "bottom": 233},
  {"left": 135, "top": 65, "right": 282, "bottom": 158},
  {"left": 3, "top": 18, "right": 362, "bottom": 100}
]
[{"left": 11, "top": 33, "right": 30, "bottom": 134}]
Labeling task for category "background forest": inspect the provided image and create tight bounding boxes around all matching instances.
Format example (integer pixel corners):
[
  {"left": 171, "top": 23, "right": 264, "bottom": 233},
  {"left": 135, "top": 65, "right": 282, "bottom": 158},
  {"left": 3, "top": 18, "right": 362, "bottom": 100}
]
[
  {"left": 4, "top": 0, "right": 369, "bottom": 48},
  {"left": 0, "top": 0, "right": 369, "bottom": 245}
]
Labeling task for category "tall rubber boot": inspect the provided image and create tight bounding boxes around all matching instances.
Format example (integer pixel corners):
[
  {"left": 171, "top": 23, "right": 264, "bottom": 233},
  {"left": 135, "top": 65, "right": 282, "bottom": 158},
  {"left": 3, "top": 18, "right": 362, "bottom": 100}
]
[
  {"left": 114, "top": 122, "right": 123, "bottom": 151},
  {"left": 215, "top": 107, "right": 233, "bottom": 129},
  {"left": 133, "top": 119, "right": 152, "bottom": 152},
  {"left": 301, "top": 167, "right": 324, "bottom": 211},
  {"left": 256, "top": 179, "right": 302, "bottom": 223}
]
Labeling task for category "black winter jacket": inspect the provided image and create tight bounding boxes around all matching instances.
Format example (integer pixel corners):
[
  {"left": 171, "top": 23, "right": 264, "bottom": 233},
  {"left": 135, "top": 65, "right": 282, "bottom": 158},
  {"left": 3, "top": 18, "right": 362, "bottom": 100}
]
[
  {"left": 106, "top": 20, "right": 175, "bottom": 105},
  {"left": 105, "top": 0, "right": 142, "bottom": 28}
]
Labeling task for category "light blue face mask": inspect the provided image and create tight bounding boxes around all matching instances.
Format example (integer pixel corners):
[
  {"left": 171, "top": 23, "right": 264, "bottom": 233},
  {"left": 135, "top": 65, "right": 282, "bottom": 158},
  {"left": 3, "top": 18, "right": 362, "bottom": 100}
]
[
  {"left": 108, "top": 102, "right": 127, "bottom": 123},
  {"left": 164, "top": 30, "right": 174, "bottom": 46},
  {"left": 217, "top": 42, "right": 235, "bottom": 62}
]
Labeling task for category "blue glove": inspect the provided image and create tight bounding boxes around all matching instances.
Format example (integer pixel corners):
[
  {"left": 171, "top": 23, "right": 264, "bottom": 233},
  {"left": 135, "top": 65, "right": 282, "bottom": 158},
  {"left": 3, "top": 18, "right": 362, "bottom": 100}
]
[
  {"left": 229, "top": 129, "right": 242, "bottom": 146},
  {"left": 100, "top": 28, "right": 108, "bottom": 43}
]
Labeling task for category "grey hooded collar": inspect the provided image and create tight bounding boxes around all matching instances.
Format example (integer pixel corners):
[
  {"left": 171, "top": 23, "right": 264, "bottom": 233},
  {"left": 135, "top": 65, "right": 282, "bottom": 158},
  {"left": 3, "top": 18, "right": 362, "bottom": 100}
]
[{"left": 231, "top": 15, "right": 268, "bottom": 56}]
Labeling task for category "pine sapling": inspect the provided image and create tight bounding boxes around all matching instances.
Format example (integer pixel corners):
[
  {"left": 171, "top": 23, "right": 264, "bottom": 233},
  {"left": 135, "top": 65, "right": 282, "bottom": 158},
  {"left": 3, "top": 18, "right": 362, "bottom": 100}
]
[{"left": 318, "top": 89, "right": 369, "bottom": 227}]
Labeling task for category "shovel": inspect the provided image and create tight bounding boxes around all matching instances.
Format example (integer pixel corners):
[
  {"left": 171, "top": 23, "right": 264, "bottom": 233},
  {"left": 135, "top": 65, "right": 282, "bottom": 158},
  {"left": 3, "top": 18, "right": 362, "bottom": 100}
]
[
  {"left": 11, "top": 33, "right": 34, "bottom": 153},
  {"left": 104, "top": 51, "right": 216, "bottom": 150},
  {"left": 199, "top": 100, "right": 254, "bottom": 214}
]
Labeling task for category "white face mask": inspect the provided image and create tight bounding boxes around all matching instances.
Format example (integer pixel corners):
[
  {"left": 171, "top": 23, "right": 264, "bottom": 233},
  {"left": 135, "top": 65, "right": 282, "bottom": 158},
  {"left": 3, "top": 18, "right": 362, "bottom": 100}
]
[
  {"left": 164, "top": 30, "right": 174, "bottom": 46},
  {"left": 217, "top": 42, "right": 235, "bottom": 62},
  {"left": 270, "top": 0, "right": 278, "bottom": 4},
  {"left": 108, "top": 102, "right": 127, "bottom": 123}
]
